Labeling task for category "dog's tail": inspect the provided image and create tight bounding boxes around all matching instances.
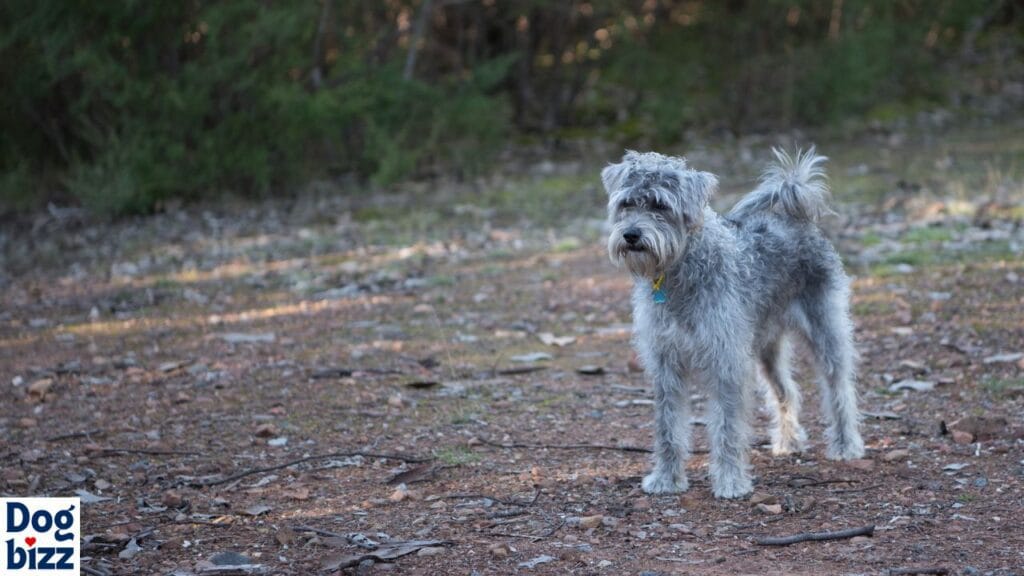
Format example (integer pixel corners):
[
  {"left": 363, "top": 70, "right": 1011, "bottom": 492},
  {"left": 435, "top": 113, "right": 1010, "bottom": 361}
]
[{"left": 728, "top": 147, "right": 832, "bottom": 223}]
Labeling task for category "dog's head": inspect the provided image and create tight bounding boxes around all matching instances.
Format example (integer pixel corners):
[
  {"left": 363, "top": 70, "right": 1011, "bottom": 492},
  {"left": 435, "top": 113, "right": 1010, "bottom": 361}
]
[{"left": 602, "top": 151, "right": 718, "bottom": 278}]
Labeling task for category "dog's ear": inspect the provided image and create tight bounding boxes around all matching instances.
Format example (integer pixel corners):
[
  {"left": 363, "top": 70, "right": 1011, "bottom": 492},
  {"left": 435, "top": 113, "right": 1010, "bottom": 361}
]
[
  {"left": 601, "top": 161, "right": 630, "bottom": 195},
  {"left": 677, "top": 170, "right": 718, "bottom": 230}
]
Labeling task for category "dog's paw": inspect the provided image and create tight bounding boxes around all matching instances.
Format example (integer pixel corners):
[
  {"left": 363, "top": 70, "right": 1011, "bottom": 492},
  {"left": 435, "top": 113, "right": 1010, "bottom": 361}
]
[
  {"left": 710, "top": 473, "right": 753, "bottom": 499},
  {"left": 771, "top": 426, "right": 808, "bottom": 456},
  {"left": 641, "top": 471, "right": 688, "bottom": 494},
  {"left": 825, "top": 435, "right": 865, "bottom": 461}
]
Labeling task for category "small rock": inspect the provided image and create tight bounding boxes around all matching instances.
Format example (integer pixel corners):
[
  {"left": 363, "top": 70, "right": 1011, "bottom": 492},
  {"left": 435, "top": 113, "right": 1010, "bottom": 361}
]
[
  {"left": 844, "top": 458, "right": 875, "bottom": 471},
  {"left": 883, "top": 449, "right": 910, "bottom": 462},
  {"left": 27, "top": 378, "right": 53, "bottom": 400},
  {"left": 267, "top": 437, "right": 288, "bottom": 447},
  {"left": 417, "top": 546, "right": 445, "bottom": 557},
  {"left": 254, "top": 424, "right": 277, "bottom": 438},
  {"left": 578, "top": 515, "right": 603, "bottom": 529},
  {"left": 597, "top": 559, "right": 613, "bottom": 568},
  {"left": 951, "top": 430, "right": 974, "bottom": 445},
  {"left": 94, "top": 479, "right": 112, "bottom": 490},
  {"left": 850, "top": 536, "right": 871, "bottom": 544},
  {"left": 576, "top": 365, "right": 605, "bottom": 375},
  {"left": 518, "top": 554, "right": 556, "bottom": 568},
  {"left": 17, "top": 418, "right": 37, "bottom": 429},
  {"left": 488, "top": 543, "right": 510, "bottom": 558},
  {"left": 627, "top": 354, "right": 644, "bottom": 372},
  {"left": 208, "top": 551, "right": 254, "bottom": 566},
  {"left": 389, "top": 485, "right": 410, "bottom": 502},
  {"left": 755, "top": 503, "right": 782, "bottom": 515},
  {"left": 749, "top": 492, "right": 777, "bottom": 505},
  {"left": 387, "top": 394, "right": 404, "bottom": 408},
  {"left": 242, "top": 504, "right": 272, "bottom": 517},
  {"left": 162, "top": 490, "right": 185, "bottom": 508},
  {"left": 972, "top": 476, "right": 988, "bottom": 488}
]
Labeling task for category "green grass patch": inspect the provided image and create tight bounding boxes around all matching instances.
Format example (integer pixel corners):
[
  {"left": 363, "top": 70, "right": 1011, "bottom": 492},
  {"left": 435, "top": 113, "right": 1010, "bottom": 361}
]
[
  {"left": 903, "top": 227, "right": 954, "bottom": 244},
  {"left": 434, "top": 445, "right": 481, "bottom": 466},
  {"left": 981, "top": 377, "right": 1024, "bottom": 396}
]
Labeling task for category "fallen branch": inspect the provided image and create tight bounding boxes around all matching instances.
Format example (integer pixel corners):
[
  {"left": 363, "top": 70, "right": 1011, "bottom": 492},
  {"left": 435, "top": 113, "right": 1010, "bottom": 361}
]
[
  {"left": 786, "top": 475, "right": 858, "bottom": 488},
  {"left": 47, "top": 429, "right": 103, "bottom": 442},
  {"left": 478, "top": 437, "right": 651, "bottom": 454},
  {"left": 190, "top": 451, "right": 432, "bottom": 487},
  {"left": 445, "top": 490, "right": 540, "bottom": 507},
  {"left": 290, "top": 526, "right": 379, "bottom": 549},
  {"left": 830, "top": 483, "right": 883, "bottom": 495},
  {"left": 754, "top": 525, "right": 874, "bottom": 546},
  {"left": 95, "top": 447, "right": 202, "bottom": 456},
  {"left": 885, "top": 568, "right": 949, "bottom": 576}
]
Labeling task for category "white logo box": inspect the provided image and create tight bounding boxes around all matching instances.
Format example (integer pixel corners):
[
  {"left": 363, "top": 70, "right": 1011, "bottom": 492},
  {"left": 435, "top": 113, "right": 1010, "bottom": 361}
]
[{"left": 1, "top": 497, "right": 81, "bottom": 576}]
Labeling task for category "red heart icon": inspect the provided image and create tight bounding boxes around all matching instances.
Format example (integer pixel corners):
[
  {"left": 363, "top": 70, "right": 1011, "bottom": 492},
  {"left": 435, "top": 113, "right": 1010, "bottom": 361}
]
[{"left": 25, "top": 537, "right": 36, "bottom": 547}]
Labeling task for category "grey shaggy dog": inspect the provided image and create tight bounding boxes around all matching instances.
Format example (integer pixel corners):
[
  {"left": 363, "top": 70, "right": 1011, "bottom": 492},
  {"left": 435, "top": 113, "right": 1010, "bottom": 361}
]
[{"left": 602, "top": 148, "right": 864, "bottom": 499}]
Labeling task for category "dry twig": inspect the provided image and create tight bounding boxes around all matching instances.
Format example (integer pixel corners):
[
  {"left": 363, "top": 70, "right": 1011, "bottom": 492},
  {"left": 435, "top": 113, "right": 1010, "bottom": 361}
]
[
  {"left": 885, "top": 568, "right": 949, "bottom": 576},
  {"left": 754, "top": 524, "right": 874, "bottom": 546},
  {"left": 478, "top": 437, "right": 651, "bottom": 454},
  {"left": 190, "top": 451, "right": 432, "bottom": 487}
]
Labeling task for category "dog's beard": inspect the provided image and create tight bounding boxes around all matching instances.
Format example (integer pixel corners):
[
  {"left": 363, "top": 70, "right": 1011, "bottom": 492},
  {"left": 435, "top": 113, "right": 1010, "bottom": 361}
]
[{"left": 607, "top": 220, "right": 683, "bottom": 279}]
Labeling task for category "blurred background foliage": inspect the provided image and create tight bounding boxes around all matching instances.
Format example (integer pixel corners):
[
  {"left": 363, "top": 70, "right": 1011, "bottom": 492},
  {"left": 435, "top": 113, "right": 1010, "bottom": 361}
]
[{"left": 1, "top": 0, "right": 1021, "bottom": 215}]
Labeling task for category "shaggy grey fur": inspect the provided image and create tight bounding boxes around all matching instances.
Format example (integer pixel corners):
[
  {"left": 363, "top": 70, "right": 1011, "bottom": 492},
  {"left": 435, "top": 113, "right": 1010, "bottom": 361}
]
[{"left": 603, "top": 148, "right": 864, "bottom": 499}]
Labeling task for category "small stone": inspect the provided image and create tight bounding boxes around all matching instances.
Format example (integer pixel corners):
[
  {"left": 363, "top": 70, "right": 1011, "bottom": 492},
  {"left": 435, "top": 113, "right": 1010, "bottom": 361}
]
[
  {"left": 254, "top": 424, "right": 277, "bottom": 438},
  {"left": 632, "top": 497, "right": 651, "bottom": 511},
  {"left": 883, "top": 449, "right": 910, "bottom": 462},
  {"left": 488, "top": 543, "right": 510, "bottom": 558},
  {"left": 972, "top": 476, "right": 988, "bottom": 488},
  {"left": 162, "top": 490, "right": 185, "bottom": 508},
  {"left": 597, "top": 559, "right": 613, "bottom": 568},
  {"left": 951, "top": 430, "right": 974, "bottom": 445},
  {"left": 749, "top": 492, "right": 777, "bottom": 505},
  {"left": 578, "top": 515, "right": 603, "bottom": 529},
  {"left": 755, "top": 503, "right": 782, "bottom": 515},
  {"left": 850, "top": 536, "right": 871, "bottom": 544},
  {"left": 416, "top": 546, "right": 445, "bottom": 557},
  {"left": 389, "top": 485, "right": 410, "bottom": 502},
  {"left": 208, "top": 551, "right": 253, "bottom": 566},
  {"left": 94, "top": 479, "right": 112, "bottom": 490},
  {"left": 844, "top": 458, "right": 875, "bottom": 471},
  {"left": 387, "top": 394, "right": 404, "bottom": 408},
  {"left": 17, "top": 418, "right": 37, "bottom": 429},
  {"left": 27, "top": 378, "right": 54, "bottom": 399}
]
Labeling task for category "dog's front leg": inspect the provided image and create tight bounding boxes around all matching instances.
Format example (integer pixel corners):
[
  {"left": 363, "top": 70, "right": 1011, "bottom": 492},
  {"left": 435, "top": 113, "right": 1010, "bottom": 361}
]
[
  {"left": 641, "top": 355, "right": 691, "bottom": 494},
  {"left": 706, "top": 357, "right": 755, "bottom": 499}
]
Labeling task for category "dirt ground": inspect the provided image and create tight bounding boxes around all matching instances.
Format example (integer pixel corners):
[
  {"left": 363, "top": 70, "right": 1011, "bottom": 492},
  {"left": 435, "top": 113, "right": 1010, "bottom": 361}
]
[{"left": 2, "top": 121, "right": 1024, "bottom": 575}]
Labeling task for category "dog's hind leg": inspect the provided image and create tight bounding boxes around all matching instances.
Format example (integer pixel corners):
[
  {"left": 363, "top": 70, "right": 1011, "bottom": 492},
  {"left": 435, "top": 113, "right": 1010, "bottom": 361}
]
[
  {"left": 795, "top": 283, "right": 864, "bottom": 460},
  {"left": 641, "top": 351, "right": 692, "bottom": 494},
  {"left": 760, "top": 336, "right": 807, "bottom": 455}
]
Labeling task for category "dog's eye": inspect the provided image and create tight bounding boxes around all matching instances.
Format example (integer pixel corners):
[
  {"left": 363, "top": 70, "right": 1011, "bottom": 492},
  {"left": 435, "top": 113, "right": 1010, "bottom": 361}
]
[
  {"left": 619, "top": 198, "right": 636, "bottom": 210},
  {"left": 650, "top": 199, "right": 669, "bottom": 211}
]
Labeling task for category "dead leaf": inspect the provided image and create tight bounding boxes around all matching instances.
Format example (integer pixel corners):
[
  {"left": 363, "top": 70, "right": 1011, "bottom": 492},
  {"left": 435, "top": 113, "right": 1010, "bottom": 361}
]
[
  {"left": 320, "top": 540, "right": 451, "bottom": 571},
  {"left": 510, "top": 352, "right": 553, "bottom": 363},
  {"left": 888, "top": 380, "right": 935, "bottom": 392},
  {"left": 883, "top": 449, "right": 910, "bottom": 462},
  {"left": 538, "top": 333, "right": 575, "bottom": 347},
  {"left": 386, "top": 464, "right": 435, "bottom": 485},
  {"left": 75, "top": 489, "right": 112, "bottom": 504},
  {"left": 242, "top": 504, "right": 272, "bottom": 517}
]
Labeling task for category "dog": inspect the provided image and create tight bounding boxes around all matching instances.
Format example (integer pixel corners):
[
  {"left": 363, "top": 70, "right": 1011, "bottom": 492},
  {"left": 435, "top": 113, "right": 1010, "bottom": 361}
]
[{"left": 602, "top": 148, "right": 864, "bottom": 498}]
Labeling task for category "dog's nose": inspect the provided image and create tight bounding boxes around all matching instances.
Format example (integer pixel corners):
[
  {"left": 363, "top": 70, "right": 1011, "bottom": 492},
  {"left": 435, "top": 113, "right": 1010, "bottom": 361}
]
[{"left": 623, "top": 228, "right": 642, "bottom": 245}]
